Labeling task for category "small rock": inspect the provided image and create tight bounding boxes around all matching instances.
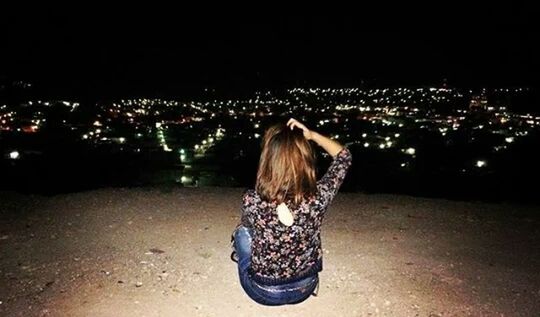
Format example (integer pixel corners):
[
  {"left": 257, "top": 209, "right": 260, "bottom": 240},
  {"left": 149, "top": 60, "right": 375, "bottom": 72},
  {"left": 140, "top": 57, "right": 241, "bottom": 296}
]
[
  {"left": 148, "top": 248, "right": 165, "bottom": 254},
  {"left": 135, "top": 282, "right": 143, "bottom": 287},
  {"left": 0, "top": 235, "right": 9, "bottom": 240},
  {"left": 158, "top": 272, "right": 169, "bottom": 281}
]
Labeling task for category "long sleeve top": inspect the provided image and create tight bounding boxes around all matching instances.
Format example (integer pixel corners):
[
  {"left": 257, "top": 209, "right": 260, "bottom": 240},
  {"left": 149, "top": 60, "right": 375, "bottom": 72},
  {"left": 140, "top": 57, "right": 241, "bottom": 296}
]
[{"left": 240, "top": 146, "right": 353, "bottom": 285}]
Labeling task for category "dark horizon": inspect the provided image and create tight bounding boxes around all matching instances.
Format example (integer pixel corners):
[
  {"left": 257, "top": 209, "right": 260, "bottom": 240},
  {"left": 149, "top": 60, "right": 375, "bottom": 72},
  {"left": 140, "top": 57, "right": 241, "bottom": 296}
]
[{"left": 4, "top": 7, "right": 539, "bottom": 97}]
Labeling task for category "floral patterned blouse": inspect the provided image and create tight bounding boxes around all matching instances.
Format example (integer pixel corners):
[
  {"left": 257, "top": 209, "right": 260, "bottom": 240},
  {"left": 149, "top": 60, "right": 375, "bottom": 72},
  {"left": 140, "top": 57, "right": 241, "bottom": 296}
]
[{"left": 240, "top": 147, "right": 352, "bottom": 283}]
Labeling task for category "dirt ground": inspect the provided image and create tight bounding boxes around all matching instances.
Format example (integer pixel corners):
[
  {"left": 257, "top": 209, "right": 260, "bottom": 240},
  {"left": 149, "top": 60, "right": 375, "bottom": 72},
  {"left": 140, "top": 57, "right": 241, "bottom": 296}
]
[{"left": 0, "top": 187, "right": 539, "bottom": 316}]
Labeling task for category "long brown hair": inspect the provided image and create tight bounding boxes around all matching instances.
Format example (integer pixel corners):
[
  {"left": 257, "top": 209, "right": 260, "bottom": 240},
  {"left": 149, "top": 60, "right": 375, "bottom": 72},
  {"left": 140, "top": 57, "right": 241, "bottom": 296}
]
[{"left": 255, "top": 122, "right": 317, "bottom": 208}]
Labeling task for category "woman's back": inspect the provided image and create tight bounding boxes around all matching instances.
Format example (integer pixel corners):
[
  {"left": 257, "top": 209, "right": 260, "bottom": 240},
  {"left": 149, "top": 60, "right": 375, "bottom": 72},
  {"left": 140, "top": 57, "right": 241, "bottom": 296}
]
[{"left": 241, "top": 146, "right": 352, "bottom": 284}]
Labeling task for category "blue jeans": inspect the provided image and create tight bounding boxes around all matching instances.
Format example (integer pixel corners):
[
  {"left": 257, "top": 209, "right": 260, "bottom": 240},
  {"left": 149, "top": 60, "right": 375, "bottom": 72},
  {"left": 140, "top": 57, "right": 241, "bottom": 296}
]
[{"left": 233, "top": 225, "right": 319, "bottom": 306}]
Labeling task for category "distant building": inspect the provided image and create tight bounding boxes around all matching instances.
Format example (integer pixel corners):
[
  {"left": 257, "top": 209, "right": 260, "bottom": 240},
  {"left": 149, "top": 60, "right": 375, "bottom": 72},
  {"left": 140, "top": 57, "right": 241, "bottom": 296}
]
[{"left": 469, "top": 93, "right": 488, "bottom": 111}]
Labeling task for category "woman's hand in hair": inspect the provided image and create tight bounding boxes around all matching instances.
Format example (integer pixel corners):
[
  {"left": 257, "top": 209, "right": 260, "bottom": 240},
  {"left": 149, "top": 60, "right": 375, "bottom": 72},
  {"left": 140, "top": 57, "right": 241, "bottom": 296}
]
[
  {"left": 287, "top": 118, "right": 313, "bottom": 140},
  {"left": 289, "top": 118, "right": 344, "bottom": 157}
]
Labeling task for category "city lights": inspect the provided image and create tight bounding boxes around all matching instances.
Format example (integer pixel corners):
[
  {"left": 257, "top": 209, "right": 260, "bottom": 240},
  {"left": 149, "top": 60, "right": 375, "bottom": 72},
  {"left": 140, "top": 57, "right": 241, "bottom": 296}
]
[
  {"left": 404, "top": 148, "right": 416, "bottom": 155},
  {"left": 1, "top": 86, "right": 535, "bottom": 189}
]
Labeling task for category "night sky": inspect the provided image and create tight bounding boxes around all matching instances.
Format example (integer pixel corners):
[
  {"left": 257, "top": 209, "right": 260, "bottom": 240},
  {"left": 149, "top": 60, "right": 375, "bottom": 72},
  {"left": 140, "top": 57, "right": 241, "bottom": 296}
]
[{"left": 3, "top": 6, "right": 539, "bottom": 97}]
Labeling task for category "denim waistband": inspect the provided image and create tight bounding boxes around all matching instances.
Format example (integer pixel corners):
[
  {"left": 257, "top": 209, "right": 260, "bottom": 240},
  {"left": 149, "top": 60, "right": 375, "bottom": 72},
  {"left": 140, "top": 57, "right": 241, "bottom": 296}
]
[{"left": 248, "top": 258, "right": 323, "bottom": 286}]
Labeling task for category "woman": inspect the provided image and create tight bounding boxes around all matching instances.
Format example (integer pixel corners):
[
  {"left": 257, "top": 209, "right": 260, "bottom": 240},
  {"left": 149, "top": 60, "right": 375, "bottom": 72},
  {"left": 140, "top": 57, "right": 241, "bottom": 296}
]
[{"left": 231, "top": 118, "right": 352, "bottom": 305}]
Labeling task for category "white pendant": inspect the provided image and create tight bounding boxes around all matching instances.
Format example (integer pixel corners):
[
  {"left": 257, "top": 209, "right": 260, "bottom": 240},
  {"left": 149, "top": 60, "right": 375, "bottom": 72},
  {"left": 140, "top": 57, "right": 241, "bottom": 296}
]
[{"left": 277, "top": 202, "right": 294, "bottom": 226}]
